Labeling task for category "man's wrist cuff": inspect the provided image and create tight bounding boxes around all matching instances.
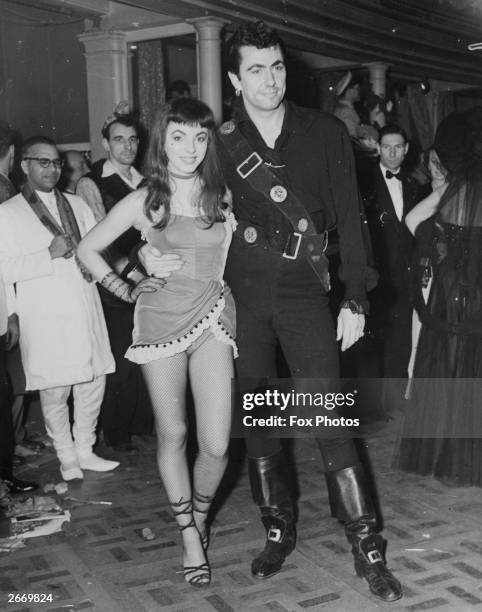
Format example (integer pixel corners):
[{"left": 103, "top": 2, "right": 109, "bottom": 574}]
[{"left": 340, "top": 299, "right": 368, "bottom": 315}]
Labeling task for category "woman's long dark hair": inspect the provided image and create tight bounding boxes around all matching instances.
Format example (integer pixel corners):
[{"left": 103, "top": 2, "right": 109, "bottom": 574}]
[{"left": 143, "top": 98, "right": 226, "bottom": 229}]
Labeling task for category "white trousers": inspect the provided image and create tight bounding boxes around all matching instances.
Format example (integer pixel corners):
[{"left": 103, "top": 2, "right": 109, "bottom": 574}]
[{"left": 39, "top": 376, "right": 106, "bottom": 462}]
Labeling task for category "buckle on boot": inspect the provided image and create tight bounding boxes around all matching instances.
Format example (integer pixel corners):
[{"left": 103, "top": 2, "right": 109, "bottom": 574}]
[
  {"left": 367, "top": 549, "right": 383, "bottom": 564},
  {"left": 267, "top": 527, "right": 282, "bottom": 542}
]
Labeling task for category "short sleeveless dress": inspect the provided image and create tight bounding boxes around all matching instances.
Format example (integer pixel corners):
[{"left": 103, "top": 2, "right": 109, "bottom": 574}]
[{"left": 125, "top": 212, "right": 237, "bottom": 364}]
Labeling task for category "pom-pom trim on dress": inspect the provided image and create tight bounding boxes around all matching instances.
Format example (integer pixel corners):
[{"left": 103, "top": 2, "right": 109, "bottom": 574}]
[{"left": 125, "top": 291, "right": 238, "bottom": 363}]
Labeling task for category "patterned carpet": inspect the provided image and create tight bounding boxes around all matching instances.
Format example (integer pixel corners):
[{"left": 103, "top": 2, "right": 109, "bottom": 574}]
[{"left": 2, "top": 409, "right": 482, "bottom": 612}]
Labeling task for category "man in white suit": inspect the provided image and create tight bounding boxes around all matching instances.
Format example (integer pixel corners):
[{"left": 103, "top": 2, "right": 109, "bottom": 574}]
[{"left": 0, "top": 136, "right": 118, "bottom": 481}]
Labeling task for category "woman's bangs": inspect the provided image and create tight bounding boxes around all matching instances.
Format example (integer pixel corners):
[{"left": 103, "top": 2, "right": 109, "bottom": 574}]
[{"left": 167, "top": 99, "right": 214, "bottom": 130}]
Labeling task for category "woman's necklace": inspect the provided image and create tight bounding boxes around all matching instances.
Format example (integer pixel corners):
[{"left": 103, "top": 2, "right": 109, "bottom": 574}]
[{"left": 170, "top": 170, "right": 198, "bottom": 180}]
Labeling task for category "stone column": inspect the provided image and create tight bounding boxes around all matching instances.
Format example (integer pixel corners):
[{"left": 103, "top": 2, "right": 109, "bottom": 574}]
[
  {"left": 78, "top": 30, "right": 129, "bottom": 160},
  {"left": 364, "top": 62, "right": 390, "bottom": 127},
  {"left": 189, "top": 17, "right": 227, "bottom": 124}
]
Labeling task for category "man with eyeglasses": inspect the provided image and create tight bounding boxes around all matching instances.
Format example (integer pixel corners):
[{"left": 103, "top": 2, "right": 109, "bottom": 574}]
[
  {"left": 76, "top": 104, "right": 152, "bottom": 454},
  {"left": 0, "top": 135, "right": 119, "bottom": 482}
]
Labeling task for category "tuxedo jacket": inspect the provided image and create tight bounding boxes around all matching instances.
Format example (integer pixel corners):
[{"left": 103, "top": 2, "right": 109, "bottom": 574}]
[{"left": 362, "top": 162, "right": 419, "bottom": 297}]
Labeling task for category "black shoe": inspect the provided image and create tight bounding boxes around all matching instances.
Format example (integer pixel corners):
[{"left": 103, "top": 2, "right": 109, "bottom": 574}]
[
  {"left": 171, "top": 499, "right": 211, "bottom": 588},
  {"left": 251, "top": 515, "right": 296, "bottom": 579},
  {"left": 3, "top": 477, "right": 38, "bottom": 494},
  {"left": 326, "top": 465, "right": 402, "bottom": 602},
  {"left": 248, "top": 452, "right": 296, "bottom": 580},
  {"left": 353, "top": 534, "right": 402, "bottom": 602}
]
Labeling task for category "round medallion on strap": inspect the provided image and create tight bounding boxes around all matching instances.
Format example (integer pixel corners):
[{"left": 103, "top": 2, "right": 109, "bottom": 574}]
[
  {"left": 270, "top": 185, "right": 287, "bottom": 203},
  {"left": 297, "top": 218, "right": 308, "bottom": 232},
  {"left": 243, "top": 226, "right": 258, "bottom": 244},
  {"left": 220, "top": 120, "right": 235, "bottom": 135}
]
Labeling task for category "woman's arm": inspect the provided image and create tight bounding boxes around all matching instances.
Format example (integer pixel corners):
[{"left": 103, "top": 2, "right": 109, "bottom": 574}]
[
  {"left": 78, "top": 190, "right": 164, "bottom": 302},
  {"left": 405, "top": 183, "right": 448, "bottom": 236},
  {"left": 77, "top": 190, "right": 144, "bottom": 281}
]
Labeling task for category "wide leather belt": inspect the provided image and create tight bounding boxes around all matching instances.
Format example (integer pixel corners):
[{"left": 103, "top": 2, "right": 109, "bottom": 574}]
[{"left": 234, "top": 219, "right": 328, "bottom": 261}]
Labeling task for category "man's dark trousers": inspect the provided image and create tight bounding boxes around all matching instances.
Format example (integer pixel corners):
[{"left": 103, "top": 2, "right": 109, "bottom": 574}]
[{"left": 226, "top": 241, "right": 359, "bottom": 468}]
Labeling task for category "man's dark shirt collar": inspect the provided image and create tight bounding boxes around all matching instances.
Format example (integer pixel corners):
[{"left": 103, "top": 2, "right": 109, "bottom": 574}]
[{"left": 232, "top": 98, "right": 314, "bottom": 151}]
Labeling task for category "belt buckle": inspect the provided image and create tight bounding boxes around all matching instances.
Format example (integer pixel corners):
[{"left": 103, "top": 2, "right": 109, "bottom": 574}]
[
  {"left": 283, "top": 232, "right": 302, "bottom": 260},
  {"left": 267, "top": 527, "right": 282, "bottom": 542},
  {"left": 367, "top": 549, "right": 383, "bottom": 564},
  {"left": 236, "top": 152, "right": 263, "bottom": 179}
]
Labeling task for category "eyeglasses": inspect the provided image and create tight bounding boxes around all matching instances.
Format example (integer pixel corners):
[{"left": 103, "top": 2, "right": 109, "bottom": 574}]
[{"left": 23, "top": 157, "right": 64, "bottom": 169}]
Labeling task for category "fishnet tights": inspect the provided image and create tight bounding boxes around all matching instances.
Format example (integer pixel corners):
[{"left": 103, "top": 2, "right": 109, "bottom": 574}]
[{"left": 141, "top": 336, "right": 233, "bottom": 549}]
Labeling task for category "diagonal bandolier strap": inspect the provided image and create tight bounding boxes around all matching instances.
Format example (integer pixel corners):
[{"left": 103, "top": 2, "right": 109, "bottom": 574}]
[{"left": 219, "top": 120, "right": 332, "bottom": 291}]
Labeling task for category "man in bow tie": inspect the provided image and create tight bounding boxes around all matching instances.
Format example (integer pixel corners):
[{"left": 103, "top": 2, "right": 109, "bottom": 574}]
[
  {"left": 0, "top": 136, "right": 119, "bottom": 481},
  {"left": 362, "top": 125, "right": 420, "bottom": 410}
]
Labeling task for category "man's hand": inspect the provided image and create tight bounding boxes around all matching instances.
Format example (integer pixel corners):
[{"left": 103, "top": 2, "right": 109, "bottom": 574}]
[
  {"left": 129, "top": 277, "right": 166, "bottom": 301},
  {"left": 336, "top": 309, "right": 365, "bottom": 352},
  {"left": 138, "top": 245, "right": 183, "bottom": 278},
  {"left": 6, "top": 313, "right": 19, "bottom": 350},
  {"left": 49, "top": 234, "right": 74, "bottom": 259}
]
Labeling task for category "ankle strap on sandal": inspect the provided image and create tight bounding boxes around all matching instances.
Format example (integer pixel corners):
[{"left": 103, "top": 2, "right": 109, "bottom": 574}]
[
  {"left": 170, "top": 499, "right": 195, "bottom": 531},
  {"left": 193, "top": 491, "right": 214, "bottom": 513}
]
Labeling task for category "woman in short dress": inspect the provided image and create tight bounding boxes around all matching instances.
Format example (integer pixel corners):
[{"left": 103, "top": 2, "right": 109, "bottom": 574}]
[{"left": 78, "top": 98, "right": 237, "bottom": 587}]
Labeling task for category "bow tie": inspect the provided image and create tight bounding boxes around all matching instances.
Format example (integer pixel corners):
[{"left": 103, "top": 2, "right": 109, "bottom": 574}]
[{"left": 385, "top": 170, "right": 402, "bottom": 180}]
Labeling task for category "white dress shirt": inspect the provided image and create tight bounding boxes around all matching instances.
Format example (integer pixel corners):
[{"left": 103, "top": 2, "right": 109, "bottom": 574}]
[
  {"left": 37, "top": 190, "right": 62, "bottom": 226},
  {"left": 381, "top": 163, "right": 404, "bottom": 221}
]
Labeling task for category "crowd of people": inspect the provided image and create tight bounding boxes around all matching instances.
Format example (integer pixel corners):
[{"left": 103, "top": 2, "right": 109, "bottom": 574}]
[{"left": 1, "top": 18, "right": 482, "bottom": 603}]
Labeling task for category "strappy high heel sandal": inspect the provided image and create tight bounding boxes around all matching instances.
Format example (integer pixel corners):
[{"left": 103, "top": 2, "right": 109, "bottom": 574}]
[
  {"left": 171, "top": 499, "right": 211, "bottom": 587},
  {"left": 193, "top": 490, "right": 214, "bottom": 552}
]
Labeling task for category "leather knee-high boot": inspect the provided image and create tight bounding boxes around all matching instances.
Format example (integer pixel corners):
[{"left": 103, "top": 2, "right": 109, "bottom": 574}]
[
  {"left": 325, "top": 464, "right": 402, "bottom": 602},
  {"left": 248, "top": 451, "right": 296, "bottom": 579}
]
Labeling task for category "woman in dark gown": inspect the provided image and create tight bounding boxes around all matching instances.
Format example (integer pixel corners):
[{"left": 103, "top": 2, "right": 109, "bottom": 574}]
[{"left": 398, "top": 107, "right": 482, "bottom": 486}]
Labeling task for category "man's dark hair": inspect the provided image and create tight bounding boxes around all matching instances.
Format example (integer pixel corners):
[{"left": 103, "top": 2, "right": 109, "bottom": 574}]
[
  {"left": 167, "top": 79, "right": 191, "bottom": 100},
  {"left": 101, "top": 113, "right": 138, "bottom": 140},
  {"left": 378, "top": 124, "right": 408, "bottom": 144},
  {"left": 226, "top": 20, "right": 285, "bottom": 76},
  {"left": 0, "top": 121, "right": 16, "bottom": 159},
  {"left": 21, "top": 135, "right": 57, "bottom": 158}
]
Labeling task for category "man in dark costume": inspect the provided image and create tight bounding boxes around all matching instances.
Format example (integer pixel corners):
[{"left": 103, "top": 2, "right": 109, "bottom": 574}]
[{"left": 220, "top": 22, "right": 401, "bottom": 603}]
